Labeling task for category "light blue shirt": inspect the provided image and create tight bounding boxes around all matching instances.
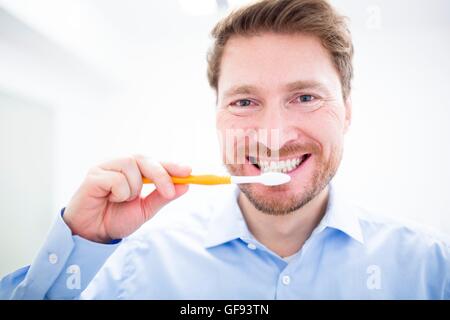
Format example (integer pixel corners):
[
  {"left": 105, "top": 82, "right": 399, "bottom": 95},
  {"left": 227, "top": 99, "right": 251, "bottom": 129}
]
[{"left": 1, "top": 184, "right": 449, "bottom": 299}]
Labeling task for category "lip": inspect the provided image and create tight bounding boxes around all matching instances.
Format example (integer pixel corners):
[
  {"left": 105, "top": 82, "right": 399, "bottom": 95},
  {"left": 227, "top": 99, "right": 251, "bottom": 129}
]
[
  {"left": 284, "top": 154, "right": 311, "bottom": 178},
  {"left": 248, "top": 155, "right": 307, "bottom": 162}
]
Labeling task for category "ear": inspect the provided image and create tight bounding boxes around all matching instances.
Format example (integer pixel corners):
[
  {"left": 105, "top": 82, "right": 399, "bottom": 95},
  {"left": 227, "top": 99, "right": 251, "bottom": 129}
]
[{"left": 343, "top": 96, "right": 352, "bottom": 134}]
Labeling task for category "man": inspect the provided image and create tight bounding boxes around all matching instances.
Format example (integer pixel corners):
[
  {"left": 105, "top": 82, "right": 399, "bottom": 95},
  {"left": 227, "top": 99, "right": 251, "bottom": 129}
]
[{"left": 1, "top": 0, "right": 449, "bottom": 299}]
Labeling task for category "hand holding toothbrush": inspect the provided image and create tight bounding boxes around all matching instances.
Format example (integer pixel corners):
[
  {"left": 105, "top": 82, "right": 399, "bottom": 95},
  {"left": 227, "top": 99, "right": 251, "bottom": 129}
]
[{"left": 63, "top": 155, "right": 290, "bottom": 243}]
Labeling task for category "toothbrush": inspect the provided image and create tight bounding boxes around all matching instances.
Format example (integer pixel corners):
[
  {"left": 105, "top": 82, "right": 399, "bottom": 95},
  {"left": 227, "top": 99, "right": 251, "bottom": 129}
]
[{"left": 142, "top": 172, "right": 291, "bottom": 186}]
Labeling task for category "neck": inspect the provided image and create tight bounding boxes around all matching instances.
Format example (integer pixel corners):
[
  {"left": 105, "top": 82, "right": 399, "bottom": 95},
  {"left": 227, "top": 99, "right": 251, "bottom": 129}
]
[{"left": 238, "top": 185, "right": 329, "bottom": 258}]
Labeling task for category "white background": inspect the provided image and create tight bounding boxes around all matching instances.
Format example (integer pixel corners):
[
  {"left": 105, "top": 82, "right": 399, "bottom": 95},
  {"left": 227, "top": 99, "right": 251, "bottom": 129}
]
[{"left": 0, "top": 0, "right": 449, "bottom": 277}]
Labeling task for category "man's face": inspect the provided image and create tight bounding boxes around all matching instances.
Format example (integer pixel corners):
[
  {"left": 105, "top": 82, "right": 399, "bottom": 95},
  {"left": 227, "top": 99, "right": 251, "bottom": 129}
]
[{"left": 216, "top": 33, "right": 351, "bottom": 215}]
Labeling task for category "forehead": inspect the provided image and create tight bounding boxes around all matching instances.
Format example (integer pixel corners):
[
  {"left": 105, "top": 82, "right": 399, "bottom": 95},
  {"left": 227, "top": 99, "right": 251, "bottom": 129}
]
[{"left": 218, "top": 32, "right": 340, "bottom": 95}]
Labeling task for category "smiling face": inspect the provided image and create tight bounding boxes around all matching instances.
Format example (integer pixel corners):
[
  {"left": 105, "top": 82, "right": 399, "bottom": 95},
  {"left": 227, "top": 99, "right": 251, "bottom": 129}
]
[{"left": 216, "top": 32, "right": 351, "bottom": 215}]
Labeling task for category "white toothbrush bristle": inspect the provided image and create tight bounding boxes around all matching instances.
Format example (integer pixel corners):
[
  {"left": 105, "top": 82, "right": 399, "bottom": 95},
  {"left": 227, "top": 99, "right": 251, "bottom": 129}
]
[{"left": 259, "top": 172, "right": 291, "bottom": 186}]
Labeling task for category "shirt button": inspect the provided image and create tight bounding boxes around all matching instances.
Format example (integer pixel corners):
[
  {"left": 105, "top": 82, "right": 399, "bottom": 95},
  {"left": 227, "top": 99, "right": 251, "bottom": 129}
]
[
  {"left": 48, "top": 253, "right": 58, "bottom": 264},
  {"left": 282, "top": 275, "right": 291, "bottom": 285},
  {"left": 247, "top": 243, "right": 257, "bottom": 250}
]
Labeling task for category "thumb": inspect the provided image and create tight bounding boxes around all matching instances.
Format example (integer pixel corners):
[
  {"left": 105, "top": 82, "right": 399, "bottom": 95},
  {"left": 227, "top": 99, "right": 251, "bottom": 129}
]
[{"left": 141, "top": 184, "right": 189, "bottom": 220}]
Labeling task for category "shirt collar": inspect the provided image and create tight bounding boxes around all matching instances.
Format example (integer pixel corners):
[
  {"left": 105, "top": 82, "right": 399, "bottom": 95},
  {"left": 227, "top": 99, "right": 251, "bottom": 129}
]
[
  {"left": 312, "top": 183, "right": 364, "bottom": 244},
  {"left": 203, "top": 182, "right": 364, "bottom": 248},
  {"left": 203, "top": 186, "right": 250, "bottom": 248}
]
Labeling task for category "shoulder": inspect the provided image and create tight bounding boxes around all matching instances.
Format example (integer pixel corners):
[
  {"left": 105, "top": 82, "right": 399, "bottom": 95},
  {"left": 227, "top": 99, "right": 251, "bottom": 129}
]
[
  {"left": 354, "top": 204, "right": 450, "bottom": 272},
  {"left": 357, "top": 205, "right": 449, "bottom": 249},
  {"left": 354, "top": 205, "right": 450, "bottom": 297}
]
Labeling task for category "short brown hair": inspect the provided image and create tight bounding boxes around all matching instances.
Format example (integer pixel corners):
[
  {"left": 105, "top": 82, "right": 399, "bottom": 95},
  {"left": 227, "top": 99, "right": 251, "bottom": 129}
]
[{"left": 207, "top": 0, "right": 354, "bottom": 99}]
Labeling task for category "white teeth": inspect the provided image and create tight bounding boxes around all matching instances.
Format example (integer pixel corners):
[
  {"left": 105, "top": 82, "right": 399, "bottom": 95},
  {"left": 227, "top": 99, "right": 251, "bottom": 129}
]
[{"left": 257, "top": 156, "right": 307, "bottom": 173}]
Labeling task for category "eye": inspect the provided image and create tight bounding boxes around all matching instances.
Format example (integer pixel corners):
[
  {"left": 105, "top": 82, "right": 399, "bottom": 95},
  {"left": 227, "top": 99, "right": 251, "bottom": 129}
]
[
  {"left": 297, "top": 95, "right": 315, "bottom": 103},
  {"left": 289, "top": 94, "right": 323, "bottom": 112},
  {"left": 229, "top": 99, "right": 255, "bottom": 107}
]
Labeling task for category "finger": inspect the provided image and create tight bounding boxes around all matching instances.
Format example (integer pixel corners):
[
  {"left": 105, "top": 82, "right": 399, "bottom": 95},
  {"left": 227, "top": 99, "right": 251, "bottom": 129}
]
[
  {"left": 89, "top": 169, "right": 131, "bottom": 203},
  {"left": 135, "top": 156, "right": 176, "bottom": 199},
  {"left": 160, "top": 161, "right": 192, "bottom": 178},
  {"left": 99, "top": 157, "right": 143, "bottom": 201},
  {"left": 141, "top": 184, "right": 189, "bottom": 220}
]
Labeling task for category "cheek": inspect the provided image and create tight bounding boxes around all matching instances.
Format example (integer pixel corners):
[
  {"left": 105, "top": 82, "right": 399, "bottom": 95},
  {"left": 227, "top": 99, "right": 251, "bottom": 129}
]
[
  {"left": 216, "top": 111, "right": 255, "bottom": 158},
  {"left": 317, "top": 108, "right": 346, "bottom": 153},
  {"left": 321, "top": 106, "right": 346, "bottom": 136},
  {"left": 216, "top": 110, "right": 237, "bottom": 130},
  {"left": 290, "top": 107, "right": 346, "bottom": 155},
  {"left": 216, "top": 110, "right": 258, "bottom": 133}
]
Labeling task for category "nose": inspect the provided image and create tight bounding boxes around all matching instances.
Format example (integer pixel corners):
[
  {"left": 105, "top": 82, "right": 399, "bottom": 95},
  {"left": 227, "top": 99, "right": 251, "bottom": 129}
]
[{"left": 256, "top": 105, "right": 298, "bottom": 151}]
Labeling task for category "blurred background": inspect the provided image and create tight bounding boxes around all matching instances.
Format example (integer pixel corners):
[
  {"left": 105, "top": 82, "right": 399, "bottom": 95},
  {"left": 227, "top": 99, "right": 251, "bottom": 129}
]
[{"left": 1, "top": 0, "right": 449, "bottom": 277}]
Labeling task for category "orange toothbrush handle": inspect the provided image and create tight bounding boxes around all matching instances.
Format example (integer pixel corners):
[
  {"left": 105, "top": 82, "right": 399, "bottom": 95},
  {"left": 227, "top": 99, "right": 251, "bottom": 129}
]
[{"left": 142, "top": 175, "right": 231, "bottom": 185}]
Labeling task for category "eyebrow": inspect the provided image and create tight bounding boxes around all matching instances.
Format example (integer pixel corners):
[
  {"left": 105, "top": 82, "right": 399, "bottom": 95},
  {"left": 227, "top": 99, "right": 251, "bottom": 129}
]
[
  {"left": 222, "top": 85, "right": 259, "bottom": 99},
  {"left": 222, "top": 80, "right": 330, "bottom": 100},
  {"left": 284, "top": 80, "right": 330, "bottom": 93}
]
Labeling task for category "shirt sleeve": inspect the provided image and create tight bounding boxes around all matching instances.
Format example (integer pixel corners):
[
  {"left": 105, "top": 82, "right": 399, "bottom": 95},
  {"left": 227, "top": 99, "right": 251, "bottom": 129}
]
[{"left": 0, "top": 209, "right": 121, "bottom": 299}]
